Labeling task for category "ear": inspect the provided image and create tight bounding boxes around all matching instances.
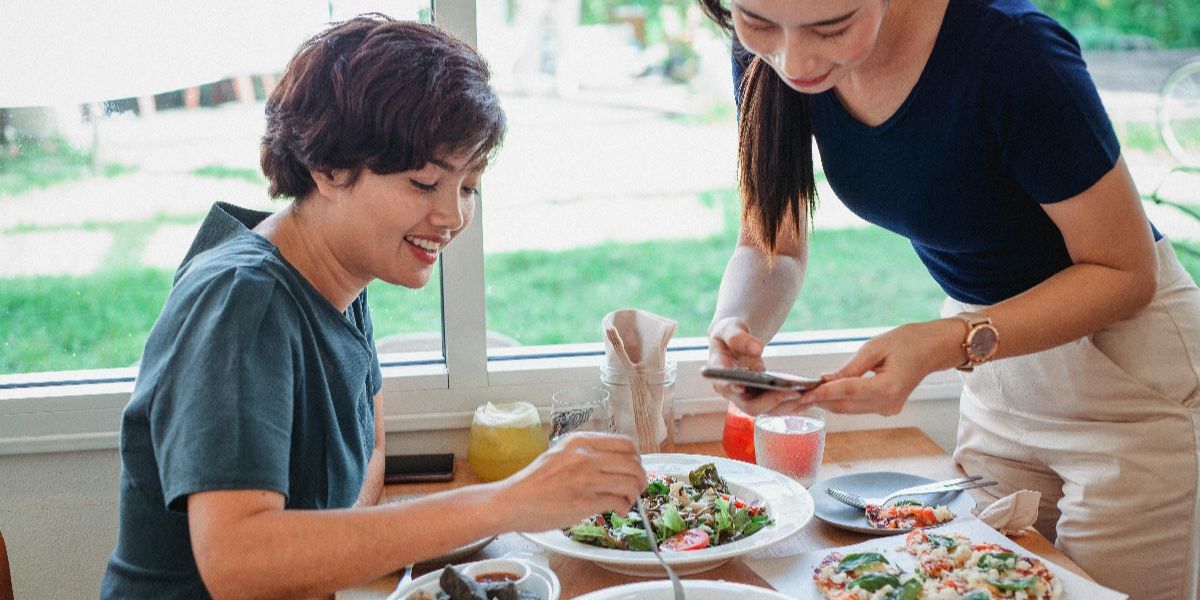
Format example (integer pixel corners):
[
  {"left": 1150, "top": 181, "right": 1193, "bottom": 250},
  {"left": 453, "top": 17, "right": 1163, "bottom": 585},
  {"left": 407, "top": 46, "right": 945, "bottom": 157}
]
[{"left": 309, "top": 168, "right": 351, "bottom": 201}]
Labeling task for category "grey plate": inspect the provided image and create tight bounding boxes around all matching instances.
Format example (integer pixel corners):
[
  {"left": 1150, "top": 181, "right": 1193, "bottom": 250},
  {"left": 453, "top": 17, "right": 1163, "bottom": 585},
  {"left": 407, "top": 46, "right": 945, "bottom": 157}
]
[
  {"left": 810, "top": 472, "right": 977, "bottom": 535},
  {"left": 414, "top": 536, "right": 496, "bottom": 567}
]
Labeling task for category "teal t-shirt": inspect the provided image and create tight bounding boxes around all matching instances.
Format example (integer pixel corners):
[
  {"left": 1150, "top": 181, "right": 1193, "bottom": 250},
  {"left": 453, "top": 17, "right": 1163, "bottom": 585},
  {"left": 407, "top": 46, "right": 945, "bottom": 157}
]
[{"left": 101, "top": 202, "right": 382, "bottom": 599}]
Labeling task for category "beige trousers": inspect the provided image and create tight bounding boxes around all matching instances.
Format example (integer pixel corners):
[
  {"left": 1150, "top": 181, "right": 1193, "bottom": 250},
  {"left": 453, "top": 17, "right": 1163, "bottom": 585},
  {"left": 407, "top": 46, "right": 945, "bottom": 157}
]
[{"left": 945, "top": 239, "right": 1200, "bottom": 600}]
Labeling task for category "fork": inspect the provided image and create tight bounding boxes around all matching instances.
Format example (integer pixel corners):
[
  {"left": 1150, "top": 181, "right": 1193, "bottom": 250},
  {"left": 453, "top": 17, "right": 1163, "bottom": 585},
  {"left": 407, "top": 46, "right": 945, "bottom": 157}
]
[
  {"left": 825, "top": 475, "right": 997, "bottom": 509},
  {"left": 637, "top": 497, "right": 685, "bottom": 600}
]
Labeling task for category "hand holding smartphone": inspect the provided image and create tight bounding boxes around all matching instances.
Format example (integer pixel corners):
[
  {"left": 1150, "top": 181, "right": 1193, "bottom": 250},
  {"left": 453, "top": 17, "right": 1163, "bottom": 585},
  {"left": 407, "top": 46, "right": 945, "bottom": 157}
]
[{"left": 700, "top": 366, "right": 822, "bottom": 392}]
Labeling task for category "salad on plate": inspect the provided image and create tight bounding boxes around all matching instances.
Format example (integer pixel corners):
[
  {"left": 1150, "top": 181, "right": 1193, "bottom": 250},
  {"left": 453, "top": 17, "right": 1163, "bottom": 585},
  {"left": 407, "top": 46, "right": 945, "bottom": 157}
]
[{"left": 565, "top": 463, "right": 773, "bottom": 552}]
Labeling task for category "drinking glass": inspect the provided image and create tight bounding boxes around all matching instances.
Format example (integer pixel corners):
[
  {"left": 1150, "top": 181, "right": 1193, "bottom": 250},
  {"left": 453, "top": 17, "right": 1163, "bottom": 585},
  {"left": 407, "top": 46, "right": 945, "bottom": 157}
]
[
  {"left": 600, "top": 361, "right": 677, "bottom": 453},
  {"left": 467, "top": 401, "right": 548, "bottom": 482},
  {"left": 753, "top": 406, "right": 827, "bottom": 487},
  {"left": 549, "top": 386, "right": 614, "bottom": 444},
  {"left": 721, "top": 403, "right": 756, "bottom": 463}
]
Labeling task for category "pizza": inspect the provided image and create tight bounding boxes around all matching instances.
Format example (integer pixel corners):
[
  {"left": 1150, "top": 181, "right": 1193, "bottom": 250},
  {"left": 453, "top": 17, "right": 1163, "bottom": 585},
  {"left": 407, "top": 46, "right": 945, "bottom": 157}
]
[
  {"left": 812, "top": 550, "right": 922, "bottom": 600},
  {"left": 812, "top": 529, "right": 1064, "bottom": 599},
  {"left": 865, "top": 500, "right": 956, "bottom": 530},
  {"left": 903, "top": 530, "right": 974, "bottom": 577}
]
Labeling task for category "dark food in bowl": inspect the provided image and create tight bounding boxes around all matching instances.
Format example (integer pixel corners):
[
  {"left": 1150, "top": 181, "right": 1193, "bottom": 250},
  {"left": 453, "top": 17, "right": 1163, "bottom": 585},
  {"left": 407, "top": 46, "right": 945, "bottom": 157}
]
[{"left": 407, "top": 565, "right": 542, "bottom": 600}]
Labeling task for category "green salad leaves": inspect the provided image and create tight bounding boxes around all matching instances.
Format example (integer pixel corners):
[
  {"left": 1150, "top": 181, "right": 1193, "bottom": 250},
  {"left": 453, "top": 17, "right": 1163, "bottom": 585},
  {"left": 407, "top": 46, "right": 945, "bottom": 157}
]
[{"left": 565, "top": 463, "right": 772, "bottom": 552}]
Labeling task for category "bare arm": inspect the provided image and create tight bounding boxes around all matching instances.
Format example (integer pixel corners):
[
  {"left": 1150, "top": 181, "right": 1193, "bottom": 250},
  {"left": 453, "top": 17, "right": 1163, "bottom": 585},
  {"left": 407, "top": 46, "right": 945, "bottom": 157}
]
[
  {"left": 353, "top": 392, "right": 385, "bottom": 507},
  {"left": 804, "top": 157, "right": 1157, "bottom": 414},
  {"left": 707, "top": 216, "right": 808, "bottom": 408},
  {"left": 710, "top": 242, "right": 807, "bottom": 344},
  {"left": 191, "top": 487, "right": 503, "bottom": 600},
  {"left": 969, "top": 156, "right": 1156, "bottom": 359},
  {"left": 188, "top": 433, "right": 645, "bottom": 600}
]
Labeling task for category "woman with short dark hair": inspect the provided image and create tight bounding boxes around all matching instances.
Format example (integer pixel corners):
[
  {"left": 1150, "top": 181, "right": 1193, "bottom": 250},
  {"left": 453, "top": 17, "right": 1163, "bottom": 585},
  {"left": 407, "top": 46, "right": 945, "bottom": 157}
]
[
  {"left": 101, "top": 15, "right": 644, "bottom": 599},
  {"left": 697, "top": 0, "right": 1200, "bottom": 597}
]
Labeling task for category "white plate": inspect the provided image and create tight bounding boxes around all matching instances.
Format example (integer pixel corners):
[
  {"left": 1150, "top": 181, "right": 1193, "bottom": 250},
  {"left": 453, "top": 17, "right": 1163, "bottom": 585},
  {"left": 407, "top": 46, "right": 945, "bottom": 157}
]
[
  {"left": 575, "top": 580, "right": 794, "bottom": 600},
  {"left": 521, "top": 454, "right": 814, "bottom": 577},
  {"left": 810, "top": 472, "right": 976, "bottom": 535},
  {"left": 748, "top": 518, "right": 1128, "bottom": 600},
  {"left": 387, "top": 557, "right": 560, "bottom": 600}
]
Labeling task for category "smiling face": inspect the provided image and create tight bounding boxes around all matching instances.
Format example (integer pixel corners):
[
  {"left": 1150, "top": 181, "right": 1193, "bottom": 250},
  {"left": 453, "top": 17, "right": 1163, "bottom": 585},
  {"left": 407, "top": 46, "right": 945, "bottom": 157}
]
[
  {"left": 731, "top": 0, "right": 888, "bottom": 93},
  {"left": 317, "top": 152, "right": 484, "bottom": 290}
]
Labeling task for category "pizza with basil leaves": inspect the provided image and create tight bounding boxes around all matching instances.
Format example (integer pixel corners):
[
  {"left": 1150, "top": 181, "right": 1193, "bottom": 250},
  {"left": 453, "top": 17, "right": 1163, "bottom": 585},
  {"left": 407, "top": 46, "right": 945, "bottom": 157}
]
[
  {"left": 812, "top": 551, "right": 923, "bottom": 600},
  {"left": 813, "top": 530, "right": 1063, "bottom": 599}
]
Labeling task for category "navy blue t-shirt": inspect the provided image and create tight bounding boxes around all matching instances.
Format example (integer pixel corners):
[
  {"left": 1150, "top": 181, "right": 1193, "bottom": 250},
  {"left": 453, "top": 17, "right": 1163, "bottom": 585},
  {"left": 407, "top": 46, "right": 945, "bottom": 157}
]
[
  {"left": 101, "top": 203, "right": 382, "bottom": 599},
  {"left": 734, "top": 0, "right": 1158, "bottom": 305}
]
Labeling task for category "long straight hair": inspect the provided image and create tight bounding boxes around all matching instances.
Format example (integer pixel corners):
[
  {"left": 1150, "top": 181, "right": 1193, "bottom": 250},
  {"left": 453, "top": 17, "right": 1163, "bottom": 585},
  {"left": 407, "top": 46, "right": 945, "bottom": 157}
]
[{"left": 700, "top": 0, "right": 818, "bottom": 253}]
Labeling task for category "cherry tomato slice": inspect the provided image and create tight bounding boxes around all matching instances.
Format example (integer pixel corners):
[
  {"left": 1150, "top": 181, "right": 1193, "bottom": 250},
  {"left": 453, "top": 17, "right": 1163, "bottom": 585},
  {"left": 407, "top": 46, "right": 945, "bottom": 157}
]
[{"left": 658, "top": 528, "right": 711, "bottom": 552}]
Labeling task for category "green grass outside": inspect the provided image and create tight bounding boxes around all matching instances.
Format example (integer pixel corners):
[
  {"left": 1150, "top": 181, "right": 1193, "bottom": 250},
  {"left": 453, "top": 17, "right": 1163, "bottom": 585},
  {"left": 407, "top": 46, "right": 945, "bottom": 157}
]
[
  {"left": 481, "top": 226, "right": 947, "bottom": 346},
  {"left": 3, "top": 104, "right": 1200, "bottom": 374},
  {"left": 0, "top": 224, "right": 942, "bottom": 373},
  {"left": 1115, "top": 121, "right": 1169, "bottom": 156},
  {"left": 0, "top": 270, "right": 173, "bottom": 372},
  {"left": 190, "top": 164, "right": 268, "bottom": 185},
  {"left": 7, "top": 220, "right": 1197, "bottom": 374},
  {"left": 0, "top": 138, "right": 136, "bottom": 197}
]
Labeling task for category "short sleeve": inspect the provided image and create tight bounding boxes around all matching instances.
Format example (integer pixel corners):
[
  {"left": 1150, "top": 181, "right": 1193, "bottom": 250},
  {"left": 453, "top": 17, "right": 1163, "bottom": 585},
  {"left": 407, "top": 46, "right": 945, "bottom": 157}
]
[
  {"left": 149, "top": 267, "right": 298, "bottom": 511},
  {"left": 992, "top": 14, "right": 1120, "bottom": 204}
]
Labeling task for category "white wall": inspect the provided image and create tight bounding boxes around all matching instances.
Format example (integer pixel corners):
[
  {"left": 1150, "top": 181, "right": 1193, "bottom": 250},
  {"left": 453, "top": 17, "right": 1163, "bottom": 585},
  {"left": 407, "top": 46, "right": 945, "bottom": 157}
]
[
  {"left": 1, "top": 449, "right": 122, "bottom": 600},
  {"left": 0, "top": 400, "right": 958, "bottom": 600}
]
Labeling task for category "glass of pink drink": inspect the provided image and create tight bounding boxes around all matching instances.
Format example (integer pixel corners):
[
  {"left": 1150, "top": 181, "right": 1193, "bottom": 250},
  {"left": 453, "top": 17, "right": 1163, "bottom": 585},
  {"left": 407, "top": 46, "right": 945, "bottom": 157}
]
[{"left": 753, "top": 408, "right": 827, "bottom": 487}]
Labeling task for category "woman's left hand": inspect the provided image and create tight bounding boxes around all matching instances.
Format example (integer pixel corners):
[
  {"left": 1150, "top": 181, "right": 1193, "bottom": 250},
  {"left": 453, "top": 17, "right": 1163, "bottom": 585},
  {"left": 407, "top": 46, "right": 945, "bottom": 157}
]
[{"left": 795, "top": 319, "right": 964, "bottom": 415}]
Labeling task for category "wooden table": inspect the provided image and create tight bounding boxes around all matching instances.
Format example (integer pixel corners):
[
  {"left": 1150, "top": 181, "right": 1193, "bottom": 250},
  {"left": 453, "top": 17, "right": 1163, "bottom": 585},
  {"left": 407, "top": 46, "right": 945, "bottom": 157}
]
[{"left": 339, "top": 427, "right": 1090, "bottom": 599}]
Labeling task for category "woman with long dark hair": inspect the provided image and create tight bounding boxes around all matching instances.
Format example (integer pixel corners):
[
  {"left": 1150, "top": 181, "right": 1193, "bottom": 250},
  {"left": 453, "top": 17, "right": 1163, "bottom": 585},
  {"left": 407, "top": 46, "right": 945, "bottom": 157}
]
[{"left": 698, "top": 1, "right": 1200, "bottom": 597}]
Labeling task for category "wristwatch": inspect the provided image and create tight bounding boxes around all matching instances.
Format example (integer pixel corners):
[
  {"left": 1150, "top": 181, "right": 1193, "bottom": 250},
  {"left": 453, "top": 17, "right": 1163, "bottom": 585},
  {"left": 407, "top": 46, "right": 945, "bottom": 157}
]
[{"left": 954, "top": 311, "right": 998, "bottom": 372}]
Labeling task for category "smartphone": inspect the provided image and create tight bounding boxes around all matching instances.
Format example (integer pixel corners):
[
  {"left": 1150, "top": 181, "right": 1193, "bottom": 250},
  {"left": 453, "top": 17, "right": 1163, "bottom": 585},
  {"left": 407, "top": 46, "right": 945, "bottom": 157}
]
[
  {"left": 384, "top": 453, "right": 455, "bottom": 484},
  {"left": 700, "top": 366, "right": 823, "bottom": 392}
]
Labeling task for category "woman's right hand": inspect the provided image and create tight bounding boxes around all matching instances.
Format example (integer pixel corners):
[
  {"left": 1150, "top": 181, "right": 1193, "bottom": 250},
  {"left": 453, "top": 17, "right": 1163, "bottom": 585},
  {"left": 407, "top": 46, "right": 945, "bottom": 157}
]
[
  {"left": 708, "top": 317, "right": 800, "bottom": 416},
  {"left": 493, "top": 432, "right": 645, "bottom": 532}
]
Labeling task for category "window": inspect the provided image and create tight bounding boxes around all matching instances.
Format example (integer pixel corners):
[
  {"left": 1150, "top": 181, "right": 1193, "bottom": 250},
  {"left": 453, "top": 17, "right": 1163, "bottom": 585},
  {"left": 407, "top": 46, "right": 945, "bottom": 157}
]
[
  {"left": 3, "top": 0, "right": 1198, "bottom": 452},
  {"left": 0, "top": 1, "right": 441, "bottom": 382}
]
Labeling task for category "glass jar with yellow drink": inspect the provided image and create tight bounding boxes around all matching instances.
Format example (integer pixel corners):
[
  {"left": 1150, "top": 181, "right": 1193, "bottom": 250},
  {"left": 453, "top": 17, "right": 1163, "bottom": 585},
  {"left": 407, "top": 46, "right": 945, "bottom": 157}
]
[{"left": 467, "top": 401, "right": 548, "bottom": 482}]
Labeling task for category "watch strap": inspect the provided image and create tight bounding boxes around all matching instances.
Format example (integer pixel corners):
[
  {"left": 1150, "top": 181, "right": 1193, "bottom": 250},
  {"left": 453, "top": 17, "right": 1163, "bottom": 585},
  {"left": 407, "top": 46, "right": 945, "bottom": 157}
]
[{"left": 954, "top": 311, "right": 994, "bottom": 372}]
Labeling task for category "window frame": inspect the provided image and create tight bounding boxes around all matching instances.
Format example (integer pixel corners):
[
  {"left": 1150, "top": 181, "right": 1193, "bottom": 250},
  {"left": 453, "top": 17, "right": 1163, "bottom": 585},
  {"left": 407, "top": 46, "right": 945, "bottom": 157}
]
[{"left": 0, "top": 0, "right": 965, "bottom": 457}]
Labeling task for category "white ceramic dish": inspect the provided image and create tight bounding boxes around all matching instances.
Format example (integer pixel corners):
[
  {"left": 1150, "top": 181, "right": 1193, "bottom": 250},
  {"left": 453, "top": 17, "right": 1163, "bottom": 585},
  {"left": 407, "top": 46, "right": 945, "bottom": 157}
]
[
  {"left": 751, "top": 518, "right": 1128, "bottom": 600},
  {"left": 574, "top": 580, "right": 795, "bottom": 600},
  {"left": 521, "top": 454, "right": 814, "bottom": 577},
  {"left": 387, "top": 557, "right": 560, "bottom": 600},
  {"left": 810, "top": 471, "right": 977, "bottom": 535}
]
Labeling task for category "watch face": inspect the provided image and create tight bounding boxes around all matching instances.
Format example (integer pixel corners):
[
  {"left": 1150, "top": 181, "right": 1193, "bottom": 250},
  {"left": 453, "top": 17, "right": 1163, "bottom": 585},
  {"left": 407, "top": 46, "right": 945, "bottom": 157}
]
[{"left": 967, "top": 325, "right": 999, "bottom": 361}]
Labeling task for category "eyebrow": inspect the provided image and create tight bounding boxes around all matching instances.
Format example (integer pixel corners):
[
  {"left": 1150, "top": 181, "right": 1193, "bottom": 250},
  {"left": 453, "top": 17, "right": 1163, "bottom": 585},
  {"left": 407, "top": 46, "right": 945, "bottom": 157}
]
[
  {"left": 734, "top": 3, "right": 858, "bottom": 28},
  {"left": 430, "top": 156, "right": 488, "bottom": 175}
]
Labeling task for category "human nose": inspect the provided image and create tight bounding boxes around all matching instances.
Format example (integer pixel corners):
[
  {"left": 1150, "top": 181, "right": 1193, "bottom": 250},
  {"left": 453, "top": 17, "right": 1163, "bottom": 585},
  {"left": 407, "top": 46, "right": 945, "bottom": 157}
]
[
  {"left": 431, "top": 189, "right": 472, "bottom": 232},
  {"left": 770, "top": 30, "right": 820, "bottom": 79}
]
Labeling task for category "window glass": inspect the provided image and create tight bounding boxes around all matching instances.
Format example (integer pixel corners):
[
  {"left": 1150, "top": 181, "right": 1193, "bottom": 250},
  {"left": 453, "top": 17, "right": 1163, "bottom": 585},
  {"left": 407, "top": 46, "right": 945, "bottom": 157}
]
[
  {"left": 475, "top": 2, "right": 937, "bottom": 353},
  {"left": 477, "top": 1, "right": 1200, "bottom": 354},
  {"left": 0, "top": 1, "right": 438, "bottom": 377}
]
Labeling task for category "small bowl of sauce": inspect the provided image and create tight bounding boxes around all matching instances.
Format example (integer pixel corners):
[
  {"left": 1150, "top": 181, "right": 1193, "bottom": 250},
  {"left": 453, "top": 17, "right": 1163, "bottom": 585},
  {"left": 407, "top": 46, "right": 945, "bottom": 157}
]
[
  {"left": 463, "top": 558, "right": 531, "bottom": 588},
  {"left": 474, "top": 571, "right": 521, "bottom": 584}
]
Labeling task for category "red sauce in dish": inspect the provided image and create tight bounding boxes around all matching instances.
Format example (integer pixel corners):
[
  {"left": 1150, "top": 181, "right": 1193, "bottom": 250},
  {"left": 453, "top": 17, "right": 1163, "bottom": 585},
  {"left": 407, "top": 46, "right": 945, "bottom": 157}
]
[{"left": 474, "top": 572, "right": 520, "bottom": 584}]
